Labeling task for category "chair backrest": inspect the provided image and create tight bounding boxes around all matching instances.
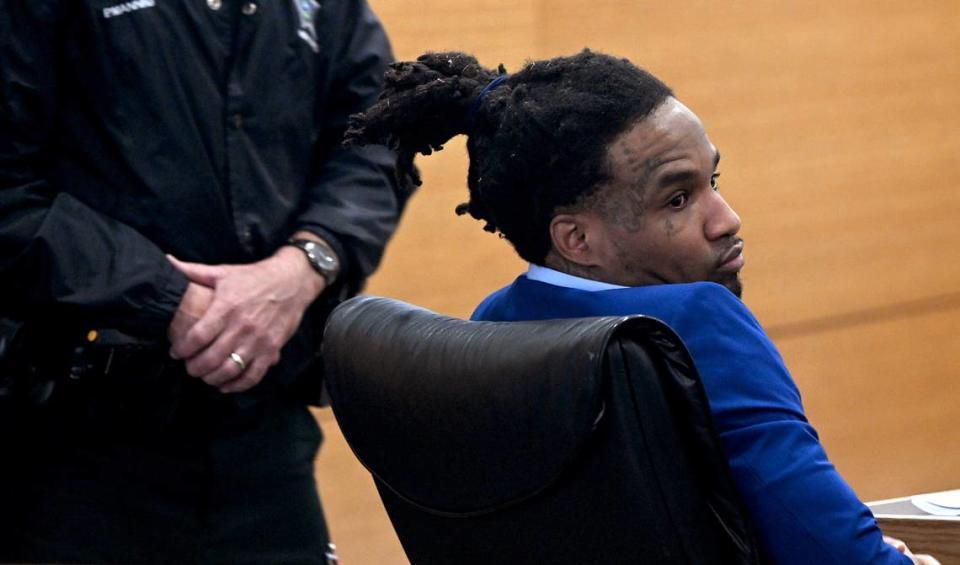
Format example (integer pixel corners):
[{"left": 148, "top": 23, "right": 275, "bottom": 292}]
[{"left": 322, "top": 296, "right": 760, "bottom": 565}]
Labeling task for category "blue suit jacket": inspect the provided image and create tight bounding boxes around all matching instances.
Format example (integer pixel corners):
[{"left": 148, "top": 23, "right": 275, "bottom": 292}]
[{"left": 473, "top": 277, "right": 909, "bottom": 564}]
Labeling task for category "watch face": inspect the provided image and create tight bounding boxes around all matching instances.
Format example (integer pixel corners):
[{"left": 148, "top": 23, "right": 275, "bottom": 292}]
[
  {"left": 294, "top": 239, "right": 339, "bottom": 281},
  {"left": 309, "top": 246, "right": 336, "bottom": 269}
]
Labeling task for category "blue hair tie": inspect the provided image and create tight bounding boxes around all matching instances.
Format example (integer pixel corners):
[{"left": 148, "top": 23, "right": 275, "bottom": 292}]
[{"left": 465, "top": 74, "right": 510, "bottom": 128}]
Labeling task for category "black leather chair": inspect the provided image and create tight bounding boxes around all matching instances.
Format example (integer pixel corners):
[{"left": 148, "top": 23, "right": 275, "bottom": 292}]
[{"left": 322, "top": 296, "right": 760, "bottom": 564}]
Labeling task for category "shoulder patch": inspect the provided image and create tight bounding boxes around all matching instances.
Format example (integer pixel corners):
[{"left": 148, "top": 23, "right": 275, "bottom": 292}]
[
  {"left": 103, "top": 0, "right": 156, "bottom": 19},
  {"left": 292, "top": 0, "right": 320, "bottom": 52}
]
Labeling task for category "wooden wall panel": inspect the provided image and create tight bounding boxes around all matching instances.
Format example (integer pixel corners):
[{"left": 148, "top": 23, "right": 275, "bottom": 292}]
[
  {"left": 371, "top": 0, "right": 538, "bottom": 67},
  {"left": 314, "top": 2, "right": 960, "bottom": 562},
  {"left": 776, "top": 309, "right": 960, "bottom": 502}
]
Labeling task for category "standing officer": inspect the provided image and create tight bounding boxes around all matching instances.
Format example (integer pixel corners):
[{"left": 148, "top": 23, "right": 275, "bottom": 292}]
[{"left": 0, "top": 1, "right": 403, "bottom": 563}]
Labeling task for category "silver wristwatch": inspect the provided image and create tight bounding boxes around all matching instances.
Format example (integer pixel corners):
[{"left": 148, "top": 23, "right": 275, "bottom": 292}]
[{"left": 286, "top": 238, "right": 340, "bottom": 285}]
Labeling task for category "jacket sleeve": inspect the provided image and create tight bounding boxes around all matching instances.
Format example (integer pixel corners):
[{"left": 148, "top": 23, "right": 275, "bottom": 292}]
[
  {"left": 295, "top": 0, "right": 405, "bottom": 296},
  {"left": 0, "top": 2, "right": 187, "bottom": 334},
  {"left": 679, "top": 284, "right": 911, "bottom": 565}
]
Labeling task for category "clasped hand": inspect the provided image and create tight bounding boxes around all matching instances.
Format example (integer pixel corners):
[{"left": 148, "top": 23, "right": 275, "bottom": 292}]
[
  {"left": 166, "top": 246, "right": 326, "bottom": 393},
  {"left": 884, "top": 536, "right": 941, "bottom": 565}
]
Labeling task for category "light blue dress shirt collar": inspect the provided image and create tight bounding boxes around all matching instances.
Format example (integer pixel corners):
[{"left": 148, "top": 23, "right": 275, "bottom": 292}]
[{"left": 525, "top": 264, "right": 628, "bottom": 292}]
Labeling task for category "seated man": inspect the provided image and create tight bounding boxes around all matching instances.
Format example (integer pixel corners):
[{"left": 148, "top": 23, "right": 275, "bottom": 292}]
[{"left": 346, "top": 50, "right": 939, "bottom": 564}]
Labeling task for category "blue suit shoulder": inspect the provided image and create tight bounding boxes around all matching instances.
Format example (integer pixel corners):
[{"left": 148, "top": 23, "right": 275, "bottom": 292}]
[
  {"left": 669, "top": 281, "right": 745, "bottom": 309},
  {"left": 667, "top": 281, "right": 762, "bottom": 330},
  {"left": 620, "top": 281, "right": 760, "bottom": 336}
]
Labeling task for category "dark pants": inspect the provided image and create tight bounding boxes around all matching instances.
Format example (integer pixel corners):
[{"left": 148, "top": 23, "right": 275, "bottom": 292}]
[{"left": 1, "top": 363, "right": 330, "bottom": 564}]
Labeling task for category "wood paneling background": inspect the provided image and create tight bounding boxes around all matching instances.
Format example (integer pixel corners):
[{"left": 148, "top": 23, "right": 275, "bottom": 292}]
[{"left": 315, "top": 2, "right": 960, "bottom": 562}]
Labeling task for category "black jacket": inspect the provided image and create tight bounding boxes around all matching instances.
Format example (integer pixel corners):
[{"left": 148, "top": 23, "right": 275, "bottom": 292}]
[{"left": 0, "top": 0, "right": 401, "bottom": 391}]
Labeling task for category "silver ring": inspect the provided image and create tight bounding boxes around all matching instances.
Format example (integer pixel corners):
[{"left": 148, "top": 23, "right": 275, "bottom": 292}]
[{"left": 229, "top": 352, "right": 247, "bottom": 371}]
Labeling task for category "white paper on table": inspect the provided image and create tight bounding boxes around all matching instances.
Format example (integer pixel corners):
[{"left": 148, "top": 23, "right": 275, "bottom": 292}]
[{"left": 910, "top": 490, "right": 960, "bottom": 516}]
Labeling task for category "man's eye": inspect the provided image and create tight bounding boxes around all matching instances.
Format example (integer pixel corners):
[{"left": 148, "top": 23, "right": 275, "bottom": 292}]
[
  {"left": 669, "top": 192, "right": 688, "bottom": 208},
  {"left": 710, "top": 172, "right": 721, "bottom": 190}
]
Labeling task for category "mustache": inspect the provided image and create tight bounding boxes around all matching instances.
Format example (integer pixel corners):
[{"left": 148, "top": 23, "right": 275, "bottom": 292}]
[{"left": 717, "top": 237, "right": 745, "bottom": 266}]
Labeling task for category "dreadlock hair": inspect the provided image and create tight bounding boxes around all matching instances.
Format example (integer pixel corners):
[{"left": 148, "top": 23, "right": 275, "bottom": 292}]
[{"left": 344, "top": 49, "right": 673, "bottom": 264}]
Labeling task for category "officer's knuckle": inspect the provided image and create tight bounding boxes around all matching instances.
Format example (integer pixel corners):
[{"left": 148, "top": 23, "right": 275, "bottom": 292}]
[
  {"left": 190, "top": 326, "right": 214, "bottom": 345},
  {"left": 264, "top": 335, "right": 282, "bottom": 352},
  {"left": 239, "top": 318, "right": 258, "bottom": 334}
]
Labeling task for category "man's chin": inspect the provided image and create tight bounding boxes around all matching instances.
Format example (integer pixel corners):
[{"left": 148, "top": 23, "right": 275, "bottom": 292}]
[{"left": 718, "top": 274, "right": 743, "bottom": 298}]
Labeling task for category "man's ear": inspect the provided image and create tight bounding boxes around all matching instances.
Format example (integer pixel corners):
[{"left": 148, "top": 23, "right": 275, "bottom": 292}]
[{"left": 549, "top": 213, "right": 601, "bottom": 267}]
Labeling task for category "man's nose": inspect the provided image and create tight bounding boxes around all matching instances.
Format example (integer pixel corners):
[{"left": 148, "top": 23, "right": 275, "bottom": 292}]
[{"left": 705, "top": 192, "right": 741, "bottom": 240}]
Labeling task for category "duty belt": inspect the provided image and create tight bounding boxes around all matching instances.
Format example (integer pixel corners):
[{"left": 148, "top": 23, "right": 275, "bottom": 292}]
[
  {"left": 1, "top": 323, "right": 175, "bottom": 408},
  {"left": 67, "top": 328, "right": 175, "bottom": 381}
]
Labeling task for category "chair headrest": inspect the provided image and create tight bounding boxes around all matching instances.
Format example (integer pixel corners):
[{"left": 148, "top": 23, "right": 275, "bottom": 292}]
[{"left": 322, "top": 296, "right": 657, "bottom": 516}]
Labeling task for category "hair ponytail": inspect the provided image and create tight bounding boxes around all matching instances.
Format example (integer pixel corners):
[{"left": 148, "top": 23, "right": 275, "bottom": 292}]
[{"left": 345, "top": 52, "right": 505, "bottom": 188}]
